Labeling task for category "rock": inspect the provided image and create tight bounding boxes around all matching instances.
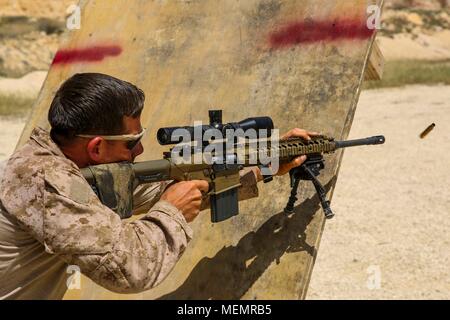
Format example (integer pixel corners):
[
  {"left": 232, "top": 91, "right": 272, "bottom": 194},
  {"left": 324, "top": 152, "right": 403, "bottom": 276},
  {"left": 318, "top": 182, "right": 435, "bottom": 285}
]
[
  {"left": 407, "top": 13, "right": 424, "bottom": 26},
  {"left": 0, "top": 0, "right": 74, "bottom": 19},
  {"left": 0, "top": 34, "right": 59, "bottom": 77},
  {"left": 387, "top": 0, "right": 448, "bottom": 10}
]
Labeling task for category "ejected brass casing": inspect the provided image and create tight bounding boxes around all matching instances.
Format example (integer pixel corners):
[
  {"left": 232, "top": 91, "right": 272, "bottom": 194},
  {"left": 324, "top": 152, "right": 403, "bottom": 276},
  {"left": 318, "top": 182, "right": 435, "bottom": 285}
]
[{"left": 420, "top": 123, "right": 435, "bottom": 139}]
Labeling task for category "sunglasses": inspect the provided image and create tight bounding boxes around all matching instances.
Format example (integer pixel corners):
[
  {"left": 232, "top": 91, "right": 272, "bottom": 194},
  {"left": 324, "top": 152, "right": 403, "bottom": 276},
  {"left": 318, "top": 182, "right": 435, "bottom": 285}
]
[{"left": 76, "top": 128, "right": 147, "bottom": 150}]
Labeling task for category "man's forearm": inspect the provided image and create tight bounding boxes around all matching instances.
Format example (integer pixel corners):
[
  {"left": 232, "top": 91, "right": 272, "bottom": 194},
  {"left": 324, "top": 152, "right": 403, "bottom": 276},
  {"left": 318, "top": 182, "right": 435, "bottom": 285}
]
[{"left": 60, "top": 199, "right": 192, "bottom": 294}]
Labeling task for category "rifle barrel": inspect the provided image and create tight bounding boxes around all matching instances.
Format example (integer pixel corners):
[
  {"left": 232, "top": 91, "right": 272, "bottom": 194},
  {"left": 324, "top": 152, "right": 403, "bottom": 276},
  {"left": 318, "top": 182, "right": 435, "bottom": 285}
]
[{"left": 334, "top": 135, "right": 385, "bottom": 149}]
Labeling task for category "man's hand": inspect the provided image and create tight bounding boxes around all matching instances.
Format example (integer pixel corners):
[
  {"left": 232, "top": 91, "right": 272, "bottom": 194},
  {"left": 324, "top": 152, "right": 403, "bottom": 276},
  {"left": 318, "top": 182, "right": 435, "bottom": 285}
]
[
  {"left": 160, "top": 180, "right": 209, "bottom": 222},
  {"left": 275, "top": 128, "right": 320, "bottom": 176}
]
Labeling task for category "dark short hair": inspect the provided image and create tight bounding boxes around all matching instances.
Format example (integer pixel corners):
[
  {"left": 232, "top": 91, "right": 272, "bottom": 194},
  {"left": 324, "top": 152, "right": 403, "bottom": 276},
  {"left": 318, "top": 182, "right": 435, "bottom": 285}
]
[{"left": 48, "top": 73, "right": 145, "bottom": 144}]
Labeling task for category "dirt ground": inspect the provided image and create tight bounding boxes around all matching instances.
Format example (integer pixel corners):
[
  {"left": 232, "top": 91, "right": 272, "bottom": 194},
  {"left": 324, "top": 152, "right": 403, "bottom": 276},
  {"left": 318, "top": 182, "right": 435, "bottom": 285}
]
[
  {"left": 1, "top": 84, "right": 448, "bottom": 299},
  {"left": 307, "top": 85, "right": 450, "bottom": 300}
]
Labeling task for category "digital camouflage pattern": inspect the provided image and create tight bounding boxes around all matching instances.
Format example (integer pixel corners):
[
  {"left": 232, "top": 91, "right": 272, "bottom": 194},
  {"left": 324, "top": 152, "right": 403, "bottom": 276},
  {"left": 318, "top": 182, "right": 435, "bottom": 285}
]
[
  {"left": 0, "top": 127, "right": 259, "bottom": 299},
  {"left": 88, "top": 162, "right": 137, "bottom": 219}
]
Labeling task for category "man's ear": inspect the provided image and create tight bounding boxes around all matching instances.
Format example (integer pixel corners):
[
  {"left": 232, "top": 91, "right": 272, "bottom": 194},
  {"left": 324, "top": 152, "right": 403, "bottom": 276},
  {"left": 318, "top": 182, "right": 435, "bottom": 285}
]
[{"left": 86, "top": 137, "right": 106, "bottom": 164}]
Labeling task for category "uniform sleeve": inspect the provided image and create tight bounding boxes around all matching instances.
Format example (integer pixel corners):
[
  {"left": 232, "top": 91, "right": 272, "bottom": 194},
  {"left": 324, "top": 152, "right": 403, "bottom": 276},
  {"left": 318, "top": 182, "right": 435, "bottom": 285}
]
[
  {"left": 42, "top": 168, "right": 192, "bottom": 294},
  {"left": 132, "top": 181, "right": 173, "bottom": 215}
]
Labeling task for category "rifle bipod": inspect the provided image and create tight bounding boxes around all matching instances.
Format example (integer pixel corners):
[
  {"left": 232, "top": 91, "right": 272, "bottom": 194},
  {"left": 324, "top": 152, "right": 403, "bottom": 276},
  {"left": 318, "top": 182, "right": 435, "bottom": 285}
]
[{"left": 284, "top": 154, "right": 334, "bottom": 219}]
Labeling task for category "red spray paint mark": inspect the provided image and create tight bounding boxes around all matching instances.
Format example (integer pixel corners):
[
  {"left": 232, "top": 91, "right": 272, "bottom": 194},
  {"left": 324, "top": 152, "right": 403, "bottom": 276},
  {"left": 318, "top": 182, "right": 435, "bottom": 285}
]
[
  {"left": 269, "top": 18, "right": 375, "bottom": 49},
  {"left": 52, "top": 45, "right": 122, "bottom": 65}
]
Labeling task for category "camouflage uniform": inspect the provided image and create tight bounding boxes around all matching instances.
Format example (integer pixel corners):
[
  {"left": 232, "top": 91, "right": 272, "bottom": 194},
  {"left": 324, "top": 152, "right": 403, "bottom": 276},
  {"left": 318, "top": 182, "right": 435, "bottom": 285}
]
[{"left": 0, "top": 127, "right": 258, "bottom": 299}]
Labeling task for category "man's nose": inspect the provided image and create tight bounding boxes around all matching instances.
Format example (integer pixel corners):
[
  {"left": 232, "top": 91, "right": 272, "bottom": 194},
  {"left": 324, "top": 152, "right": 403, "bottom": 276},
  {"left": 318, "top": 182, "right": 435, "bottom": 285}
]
[{"left": 132, "top": 142, "right": 144, "bottom": 158}]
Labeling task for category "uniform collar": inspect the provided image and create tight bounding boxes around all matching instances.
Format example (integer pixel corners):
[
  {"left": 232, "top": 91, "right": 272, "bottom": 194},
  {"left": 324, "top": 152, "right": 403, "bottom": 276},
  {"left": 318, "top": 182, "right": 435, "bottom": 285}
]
[{"left": 30, "top": 127, "right": 66, "bottom": 158}]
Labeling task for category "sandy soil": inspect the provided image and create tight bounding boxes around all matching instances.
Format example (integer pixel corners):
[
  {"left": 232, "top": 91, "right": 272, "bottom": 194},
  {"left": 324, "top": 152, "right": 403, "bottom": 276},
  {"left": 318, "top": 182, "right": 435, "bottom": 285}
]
[
  {"left": 307, "top": 85, "right": 450, "bottom": 299},
  {"left": 0, "top": 85, "right": 448, "bottom": 299}
]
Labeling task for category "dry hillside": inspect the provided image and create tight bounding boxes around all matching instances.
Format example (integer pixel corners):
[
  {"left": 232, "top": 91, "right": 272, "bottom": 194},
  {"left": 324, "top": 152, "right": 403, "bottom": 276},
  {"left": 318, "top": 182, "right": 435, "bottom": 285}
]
[
  {"left": 0, "top": 0, "right": 75, "bottom": 18},
  {"left": 0, "top": 0, "right": 73, "bottom": 77}
]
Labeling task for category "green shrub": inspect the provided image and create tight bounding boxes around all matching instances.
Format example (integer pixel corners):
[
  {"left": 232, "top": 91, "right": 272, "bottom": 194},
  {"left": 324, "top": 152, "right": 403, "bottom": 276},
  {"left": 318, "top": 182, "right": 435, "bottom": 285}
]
[{"left": 0, "top": 94, "right": 35, "bottom": 118}]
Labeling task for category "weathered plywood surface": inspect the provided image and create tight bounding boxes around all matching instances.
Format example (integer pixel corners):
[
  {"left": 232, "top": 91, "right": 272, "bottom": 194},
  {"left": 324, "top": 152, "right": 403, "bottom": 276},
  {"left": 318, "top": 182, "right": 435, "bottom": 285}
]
[
  {"left": 365, "top": 41, "right": 384, "bottom": 80},
  {"left": 17, "top": 0, "right": 382, "bottom": 299}
]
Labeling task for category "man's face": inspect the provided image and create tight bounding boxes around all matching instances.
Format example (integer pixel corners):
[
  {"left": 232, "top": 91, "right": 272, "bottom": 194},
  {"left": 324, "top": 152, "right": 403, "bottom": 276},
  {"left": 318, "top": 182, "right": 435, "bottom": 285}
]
[
  {"left": 104, "top": 116, "right": 145, "bottom": 163},
  {"left": 84, "top": 116, "right": 145, "bottom": 165}
]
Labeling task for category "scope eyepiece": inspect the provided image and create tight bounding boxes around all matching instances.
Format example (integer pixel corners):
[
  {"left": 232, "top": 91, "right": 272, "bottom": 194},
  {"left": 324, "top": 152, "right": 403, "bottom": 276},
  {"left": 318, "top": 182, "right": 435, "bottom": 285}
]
[
  {"left": 157, "top": 127, "right": 176, "bottom": 145},
  {"left": 157, "top": 126, "right": 199, "bottom": 145}
]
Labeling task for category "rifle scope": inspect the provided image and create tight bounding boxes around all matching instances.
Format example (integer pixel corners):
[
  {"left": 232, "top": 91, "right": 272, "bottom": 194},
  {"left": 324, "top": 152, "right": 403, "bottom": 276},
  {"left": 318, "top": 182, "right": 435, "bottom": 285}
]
[{"left": 157, "top": 110, "right": 274, "bottom": 145}]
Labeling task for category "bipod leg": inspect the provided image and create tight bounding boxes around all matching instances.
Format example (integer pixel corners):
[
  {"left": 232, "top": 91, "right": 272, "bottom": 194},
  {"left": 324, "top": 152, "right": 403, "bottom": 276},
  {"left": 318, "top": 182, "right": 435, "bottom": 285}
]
[
  {"left": 284, "top": 169, "right": 301, "bottom": 214},
  {"left": 302, "top": 165, "right": 335, "bottom": 219}
]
